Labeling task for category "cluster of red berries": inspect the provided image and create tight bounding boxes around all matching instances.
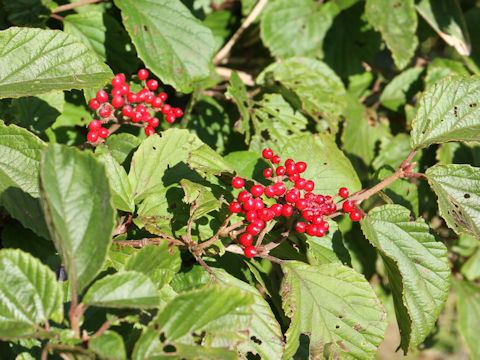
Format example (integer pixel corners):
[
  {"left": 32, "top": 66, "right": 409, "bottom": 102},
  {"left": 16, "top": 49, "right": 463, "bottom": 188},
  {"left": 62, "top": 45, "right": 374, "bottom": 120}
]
[
  {"left": 86, "top": 69, "right": 183, "bottom": 143},
  {"left": 228, "top": 149, "right": 362, "bottom": 258}
]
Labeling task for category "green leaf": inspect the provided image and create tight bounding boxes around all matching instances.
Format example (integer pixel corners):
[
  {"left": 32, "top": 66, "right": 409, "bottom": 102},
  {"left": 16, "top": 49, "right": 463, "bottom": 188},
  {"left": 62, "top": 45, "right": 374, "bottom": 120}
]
[
  {"left": 365, "top": 0, "right": 417, "bottom": 69},
  {"left": 0, "top": 122, "right": 46, "bottom": 196},
  {"left": 113, "top": 0, "right": 215, "bottom": 93},
  {"left": 426, "top": 164, "right": 480, "bottom": 240},
  {"left": 224, "top": 151, "right": 267, "bottom": 180},
  {"left": 89, "top": 331, "right": 126, "bottom": 360},
  {"left": 96, "top": 147, "right": 135, "bottom": 213},
  {"left": 360, "top": 205, "right": 450, "bottom": 352},
  {"left": 180, "top": 179, "right": 222, "bottom": 220},
  {"left": 0, "top": 27, "right": 113, "bottom": 99},
  {"left": 84, "top": 271, "right": 160, "bottom": 308},
  {"left": 225, "top": 71, "right": 251, "bottom": 141},
  {"left": 40, "top": 144, "right": 116, "bottom": 293},
  {"left": 280, "top": 134, "right": 361, "bottom": 196},
  {"left": 461, "top": 248, "right": 480, "bottom": 281},
  {"left": 104, "top": 133, "right": 141, "bottom": 166},
  {"left": 380, "top": 67, "right": 424, "bottom": 111},
  {"left": 455, "top": 280, "right": 480, "bottom": 359},
  {"left": 411, "top": 76, "right": 480, "bottom": 149},
  {"left": 187, "top": 144, "right": 234, "bottom": 177},
  {"left": 306, "top": 220, "right": 351, "bottom": 266},
  {"left": 260, "top": 0, "right": 339, "bottom": 59},
  {"left": 281, "top": 261, "right": 386, "bottom": 359},
  {"left": 415, "top": 0, "right": 471, "bottom": 56},
  {"left": 425, "top": 58, "right": 469, "bottom": 88},
  {"left": 105, "top": 244, "right": 138, "bottom": 270},
  {"left": 257, "top": 58, "right": 347, "bottom": 132},
  {"left": 128, "top": 129, "right": 203, "bottom": 201},
  {"left": 373, "top": 133, "right": 421, "bottom": 171},
  {"left": 3, "top": 0, "right": 52, "bottom": 27},
  {"left": 0, "top": 249, "right": 63, "bottom": 338},
  {"left": 123, "top": 244, "right": 181, "bottom": 289},
  {"left": 64, "top": 11, "right": 138, "bottom": 75}
]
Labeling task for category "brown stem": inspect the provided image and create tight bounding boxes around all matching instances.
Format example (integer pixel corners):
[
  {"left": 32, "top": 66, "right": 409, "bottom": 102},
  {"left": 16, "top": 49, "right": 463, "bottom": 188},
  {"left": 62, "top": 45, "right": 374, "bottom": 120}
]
[
  {"left": 255, "top": 222, "right": 272, "bottom": 248},
  {"left": 196, "top": 214, "right": 233, "bottom": 250},
  {"left": 52, "top": 0, "right": 104, "bottom": 13},
  {"left": 224, "top": 244, "right": 284, "bottom": 263},
  {"left": 92, "top": 318, "right": 118, "bottom": 338},
  {"left": 49, "top": 13, "right": 64, "bottom": 21},
  {"left": 113, "top": 236, "right": 184, "bottom": 248}
]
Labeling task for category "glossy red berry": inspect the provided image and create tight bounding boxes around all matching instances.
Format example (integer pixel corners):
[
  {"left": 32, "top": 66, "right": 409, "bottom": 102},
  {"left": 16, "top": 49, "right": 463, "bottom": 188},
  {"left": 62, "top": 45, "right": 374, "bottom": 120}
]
[
  {"left": 342, "top": 200, "right": 355, "bottom": 213},
  {"left": 270, "top": 203, "right": 283, "bottom": 216},
  {"left": 243, "top": 199, "right": 256, "bottom": 212},
  {"left": 350, "top": 210, "right": 361, "bottom": 222},
  {"left": 147, "top": 79, "right": 158, "bottom": 91},
  {"left": 251, "top": 185, "right": 264, "bottom": 197},
  {"left": 99, "top": 107, "right": 111, "bottom": 118},
  {"left": 304, "top": 180, "right": 315, "bottom": 192},
  {"left": 132, "top": 112, "right": 143, "bottom": 123},
  {"left": 165, "top": 113, "right": 176, "bottom": 123},
  {"left": 138, "top": 69, "right": 149, "bottom": 80},
  {"left": 252, "top": 219, "right": 265, "bottom": 229},
  {"left": 246, "top": 210, "right": 257, "bottom": 222},
  {"left": 285, "top": 164, "right": 296, "bottom": 176},
  {"left": 272, "top": 155, "right": 281, "bottom": 164},
  {"left": 281, "top": 204, "right": 294, "bottom": 217},
  {"left": 289, "top": 173, "right": 300, "bottom": 182},
  {"left": 142, "top": 112, "right": 152, "bottom": 122},
  {"left": 152, "top": 97, "right": 163, "bottom": 108},
  {"left": 145, "top": 126, "right": 155, "bottom": 136},
  {"left": 262, "top": 148, "right": 274, "bottom": 159},
  {"left": 89, "top": 98, "right": 100, "bottom": 110},
  {"left": 111, "top": 76, "right": 123, "bottom": 87},
  {"left": 285, "top": 190, "right": 299, "bottom": 203},
  {"left": 116, "top": 73, "right": 126, "bottom": 83},
  {"left": 276, "top": 166, "right": 286, "bottom": 176},
  {"left": 263, "top": 168, "right": 273, "bottom": 178},
  {"left": 239, "top": 233, "right": 253, "bottom": 246},
  {"left": 174, "top": 108, "right": 183, "bottom": 117},
  {"left": 339, "top": 187, "right": 349, "bottom": 198},
  {"left": 247, "top": 223, "right": 261, "bottom": 236},
  {"left": 296, "top": 162, "right": 307, "bottom": 173},
  {"left": 120, "top": 84, "right": 130, "bottom": 95},
  {"left": 145, "top": 93, "right": 155, "bottom": 104},
  {"left": 238, "top": 191, "right": 251, "bottom": 202},
  {"left": 232, "top": 177, "right": 245, "bottom": 189},
  {"left": 112, "top": 96, "right": 124, "bottom": 108},
  {"left": 273, "top": 182, "right": 286, "bottom": 196},
  {"left": 316, "top": 195, "right": 325, "bottom": 204},
  {"left": 229, "top": 201, "right": 242, "bottom": 213},
  {"left": 296, "top": 222, "right": 306, "bottom": 233},
  {"left": 149, "top": 117, "right": 160, "bottom": 128},
  {"left": 122, "top": 105, "right": 133, "bottom": 117},
  {"left": 87, "top": 131, "right": 98, "bottom": 142},
  {"left": 161, "top": 104, "right": 172, "bottom": 114},
  {"left": 306, "top": 224, "right": 318, "bottom": 237},
  {"left": 295, "top": 198, "right": 308, "bottom": 210},
  {"left": 295, "top": 178, "right": 306, "bottom": 190},
  {"left": 264, "top": 186, "right": 275, "bottom": 197},
  {"left": 96, "top": 90, "right": 108, "bottom": 103},
  {"left": 111, "top": 88, "right": 122, "bottom": 97},
  {"left": 244, "top": 245, "right": 257, "bottom": 258},
  {"left": 88, "top": 120, "right": 102, "bottom": 131},
  {"left": 127, "top": 92, "right": 137, "bottom": 103},
  {"left": 254, "top": 198, "right": 264, "bottom": 210},
  {"left": 98, "top": 128, "right": 109, "bottom": 139},
  {"left": 159, "top": 92, "right": 168, "bottom": 101}
]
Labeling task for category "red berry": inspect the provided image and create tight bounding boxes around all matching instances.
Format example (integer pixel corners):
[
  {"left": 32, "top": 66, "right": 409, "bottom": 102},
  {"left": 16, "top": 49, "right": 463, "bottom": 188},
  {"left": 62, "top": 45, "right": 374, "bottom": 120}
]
[
  {"left": 302, "top": 210, "right": 314, "bottom": 221},
  {"left": 285, "top": 164, "right": 296, "bottom": 176},
  {"left": 270, "top": 203, "right": 283, "bottom": 216},
  {"left": 244, "top": 245, "right": 257, "bottom": 258},
  {"left": 296, "top": 222, "right": 306, "bottom": 233},
  {"left": 165, "top": 113, "right": 176, "bottom": 123},
  {"left": 295, "top": 198, "right": 308, "bottom": 210},
  {"left": 316, "top": 227, "right": 326, "bottom": 237},
  {"left": 145, "top": 93, "right": 155, "bottom": 104},
  {"left": 127, "top": 92, "right": 137, "bottom": 103},
  {"left": 281, "top": 204, "right": 294, "bottom": 217},
  {"left": 289, "top": 173, "right": 300, "bottom": 182},
  {"left": 112, "top": 76, "right": 123, "bottom": 87},
  {"left": 159, "top": 92, "right": 168, "bottom": 101},
  {"left": 120, "top": 84, "right": 130, "bottom": 95},
  {"left": 144, "top": 126, "right": 155, "bottom": 136},
  {"left": 306, "top": 224, "right": 318, "bottom": 237},
  {"left": 264, "top": 186, "right": 275, "bottom": 197},
  {"left": 122, "top": 105, "right": 133, "bottom": 117},
  {"left": 87, "top": 131, "right": 98, "bottom": 142},
  {"left": 238, "top": 191, "right": 251, "bottom": 202},
  {"left": 295, "top": 178, "right": 306, "bottom": 190},
  {"left": 304, "top": 180, "right": 315, "bottom": 192},
  {"left": 111, "top": 96, "right": 124, "bottom": 108},
  {"left": 174, "top": 108, "right": 183, "bottom": 117},
  {"left": 342, "top": 200, "right": 355, "bottom": 213},
  {"left": 252, "top": 219, "right": 265, "bottom": 229},
  {"left": 251, "top": 185, "right": 264, "bottom": 197},
  {"left": 142, "top": 112, "right": 152, "bottom": 122},
  {"left": 247, "top": 223, "right": 261, "bottom": 236},
  {"left": 285, "top": 159, "right": 294, "bottom": 167},
  {"left": 262, "top": 148, "right": 274, "bottom": 159},
  {"left": 99, "top": 107, "right": 111, "bottom": 118},
  {"left": 239, "top": 233, "right": 253, "bottom": 246},
  {"left": 229, "top": 201, "right": 242, "bottom": 213},
  {"left": 88, "top": 120, "right": 102, "bottom": 131},
  {"left": 136, "top": 104, "right": 147, "bottom": 113},
  {"left": 350, "top": 210, "right": 361, "bottom": 222},
  {"left": 246, "top": 210, "right": 257, "bottom": 222},
  {"left": 258, "top": 208, "right": 274, "bottom": 221},
  {"left": 111, "top": 88, "right": 122, "bottom": 97},
  {"left": 254, "top": 198, "right": 265, "bottom": 210},
  {"left": 136, "top": 90, "right": 146, "bottom": 102},
  {"left": 263, "top": 168, "right": 273, "bottom": 178},
  {"left": 116, "top": 73, "right": 126, "bottom": 83},
  {"left": 149, "top": 117, "right": 160, "bottom": 128},
  {"left": 285, "top": 190, "right": 299, "bottom": 203},
  {"left": 276, "top": 166, "right": 286, "bottom": 176},
  {"left": 296, "top": 162, "right": 307, "bottom": 173},
  {"left": 152, "top": 97, "right": 163, "bottom": 108},
  {"left": 132, "top": 112, "right": 143, "bottom": 123},
  {"left": 243, "top": 198, "right": 256, "bottom": 211},
  {"left": 98, "top": 127, "right": 109, "bottom": 139},
  {"left": 96, "top": 90, "right": 108, "bottom": 103},
  {"left": 161, "top": 104, "right": 172, "bottom": 114},
  {"left": 339, "top": 187, "right": 349, "bottom": 198},
  {"left": 312, "top": 216, "right": 323, "bottom": 225},
  {"left": 320, "top": 221, "right": 329, "bottom": 231},
  {"left": 316, "top": 195, "right": 325, "bottom": 204},
  {"left": 138, "top": 69, "right": 149, "bottom": 80},
  {"left": 232, "top": 177, "right": 245, "bottom": 189},
  {"left": 273, "top": 182, "right": 286, "bottom": 196},
  {"left": 89, "top": 98, "right": 100, "bottom": 110},
  {"left": 272, "top": 155, "right": 281, "bottom": 164}
]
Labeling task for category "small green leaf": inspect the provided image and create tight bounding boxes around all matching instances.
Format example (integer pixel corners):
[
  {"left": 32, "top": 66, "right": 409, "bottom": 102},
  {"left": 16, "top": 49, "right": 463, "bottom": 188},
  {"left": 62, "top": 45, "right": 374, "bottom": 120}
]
[
  {"left": 416, "top": 0, "right": 471, "bottom": 56},
  {"left": 180, "top": 179, "right": 222, "bottom": 220},
  {"left": 411, "top": 76, "right": 480, "bottom": 149},
  {"left": 104, "top": 133, "right": 141, "bottom": 166},
  {"left": 454, "top": 280, "right": 480, "bottom": 359},
  {"left": 361, "top": 205, "right": 450, "bottom": 352},
  {"left": 281, "top": 261, "right": 386, "bottom": 359},
  {"left": 0, "top": 249, "right": 63, "bottom": 338},
  {"left": 113, "top": 0, "right": 215, "bottom": 93},
  {"left": 461, "top": 248, "right": 480, "bottom": 281},
  {"left": 40, "top": 144, "right": 116, "bottom": 293},
  {"left": 225, "top": 71, "right": 251, "bottom": 141},
  {"left": 380, "top": 67, "right": 424, "bottom": 111},
  {"left": 365, "top": 0, "right": 418, "bottom": 69},
  {"left": 3, "top": 0, "right": 52, "bottom": 27},
  {"left": 260, "top": 0, "right": 340, "bottom": 58},
  {"left": 0, "top": 27, "right": 113, "bottom": 98},
  {"left": 89, "top": 331, "right": 126, "bottom": 360},
  {"left": 83, "top": 271, "right": 160, "bottom": 308},
  {"left": 426, "top": 164, "right": 480, "bottom": 240},
  {"left": 123, "top": 244, "right": 181, "bottom": 289},
  {"left": 224, "top": 151, "right": 267, "bottom": 180},
  {"left": 425, "top": 58, "right": 469, "bottom": 88},
  {"left": 306, "top": 220, "right": 351, "bottom": 266},
  {"left": 188, "top": 144, "right": 234, "bottom": 177}
]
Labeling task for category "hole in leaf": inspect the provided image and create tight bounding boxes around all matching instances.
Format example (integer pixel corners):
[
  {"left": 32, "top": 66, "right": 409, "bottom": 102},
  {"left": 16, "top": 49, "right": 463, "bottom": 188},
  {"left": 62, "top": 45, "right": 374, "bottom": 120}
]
[
  {"left": 394, "top": 2, "right": 402, "bottom": 7},
  {"left": 144, "top": 25, "right": 148, "bottom": 31},
  {"left": 335, "top": 324, "right": 340, "bottom": 329},
  {"left": 163, "top": 345, "right": 176, "bottom": 353},
  {"left": 464, "top": 193, "right": 471, "bottom": 199},
  {"left": 153, "top": 146, "right": 156, "bottom": 150},
  {"left": 154, "top": 323, "right": 160, "bottom": 331},
  {"left": 470, "top": 103, "right": 477, "bottom": 108},
  {"left": 159, "top": 332, "right": 166, "bottom": 342},
  {"left": 323, "top": 162, "right": 327, "bottom": 165},
  {"left": 454, "top": 106, "right": 458, "bottom": 117},
  {"left": 251, "top": 336, "right": 262, "bottom": 345}
]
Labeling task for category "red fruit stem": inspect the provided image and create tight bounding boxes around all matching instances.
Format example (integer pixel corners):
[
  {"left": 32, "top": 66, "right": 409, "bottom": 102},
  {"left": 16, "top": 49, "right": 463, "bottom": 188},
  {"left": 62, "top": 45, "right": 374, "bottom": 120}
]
[{"left": 51, "top": 0, "right": 103, "bottom": 13}]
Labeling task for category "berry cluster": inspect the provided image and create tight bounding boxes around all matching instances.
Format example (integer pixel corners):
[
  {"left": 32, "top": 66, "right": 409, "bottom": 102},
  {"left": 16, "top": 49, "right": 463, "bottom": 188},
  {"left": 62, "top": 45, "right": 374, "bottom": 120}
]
[
  {"left": 86, "top": 69, "right": 183, "bottom": 143},
  {"left": 228, "top": 149, "right": 362, "bottom": 258}
]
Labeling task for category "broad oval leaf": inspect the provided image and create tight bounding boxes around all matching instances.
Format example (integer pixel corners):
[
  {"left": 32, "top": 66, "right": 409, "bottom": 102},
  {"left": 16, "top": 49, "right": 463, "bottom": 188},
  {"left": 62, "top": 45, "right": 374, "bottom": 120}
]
[
  {"left": 89, "top": 330, "right": 126, "bottom": 360},
  {"left": 114, "top": 0, "right": 215, "bottom": 93},
  {"left": 360, "top": 205, "right": 450, "bottom": 352},
  {"left": 0, "top": 249, "right": 63, "bottom": 338},
  {"left": 0, "top": 27, "right": 113, "bottom": 98},
  {"left": 281, "top": 261, "right": 386, "bottom": 359},
  {"left": 455, "top": 279, "right": 480, "bottom": 359},
  {"left": 40, "top": 144, "right": 116, "bottom": 293},
  {"left": 426, "top": 164, "right": 480, "bottom": 240},
  {"left": 365, "top": 0, "right": 418, "bottom": 69},
  {"left": 83, "top": 271, "right": 160, "bottom": 308},
  {"left": 261, "top": 0, "right": 340, "bottom": 59},
  {"left": 411, "top": 76, "right": 480, "bottom": 149},
  {"left": 379, "top": 67, "right": 424, "bottom": 111}
]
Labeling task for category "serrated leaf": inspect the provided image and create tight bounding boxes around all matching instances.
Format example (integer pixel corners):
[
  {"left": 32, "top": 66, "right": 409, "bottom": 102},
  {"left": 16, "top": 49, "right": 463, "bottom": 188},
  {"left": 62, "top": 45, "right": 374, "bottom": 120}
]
[
  {"left": 281, "top": 261, "right": 386, "bottom": 359},
  {"left": 104, "top": 133, "right": 141, "bottom": 166},
  {"left": 280, "top": 134, "right": 361, "bottom": 196},
  {"left": 416, "top": 0, "right": 471, "bottom": 56},
  {"left": 306, "top": 220, "right": 351, "bottom": 266},
  {"left": 188, "top": 144, "right": 234, "bottom": 177},
  {"left": 223, "top": 151, "right": 267, "bottom": 180},
  {"left": 0, "top": 249, "right": 63, "bottom": 338},
  {"left": 260, "top": 0, "right": 339, "bottom": 59},
  {"left": 0, "top": 27, "right": 113, "bottom": 98},
  {"left": 360, "top": 205, "right": 450, "bottom": 352},
  {"left": 128, "top": 129, "right": 203, "bottom": 202},
  {"left": 454, "top": 280, "right": 480, "bottom": 359},
  {"left": 180, "top": 179, "right": 222, "bottom": 220},
  {"left": 123, "top": 244, "right": 181, "bottom": 289},
  {"left": 114, "top": 0, "right": 215, "bottom": 93},
  {"left": 426, "top": 164, "right": 480, "bottom": 240},
  {"left": 425, "top": 58, "right": 469, "bottom": 88},
  {"left": 40, "top": 144, "right": 116, "bottom": 293},
  {"left": 365, "top": 0, "right": 418, "bottom": 69},
  {"left": 411, "top": 76, "right": 480, "bottom": 149},
  {"left": 96, "top": 147, "right": 135, "bottom": 213},
  {"left": 89, "top": 331, "right": 126, "bottom": 360},
  {"left": 64, "top": 11, "right": 138, "bottom": 75},
  {"left": 380, "top": 67, "right": 423, "bottom": 111},
  {"left": 83, "top": 271, "right": 160, "bottom": 308},
  {"left": 225, "top": 71, "right": 251, "bottom": 141},
  {"left": 105, "top": 244, "right": 138, "bottom": 270}
]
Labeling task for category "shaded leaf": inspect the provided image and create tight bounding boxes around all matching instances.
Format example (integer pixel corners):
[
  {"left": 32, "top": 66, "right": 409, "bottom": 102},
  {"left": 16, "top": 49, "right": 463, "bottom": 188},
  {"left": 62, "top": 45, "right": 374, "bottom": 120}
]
[
  {"left": 89, "top": 331, "right": 126, "bottom": 360},
  {"left": 380, "top": 67, "right": 424, "bottom": 111},
  {"left": 187, "top": 144, "right": 234, "bottom": 177},
  {"left": 455, "top": 280, "right": 480, "bottom": 359}
]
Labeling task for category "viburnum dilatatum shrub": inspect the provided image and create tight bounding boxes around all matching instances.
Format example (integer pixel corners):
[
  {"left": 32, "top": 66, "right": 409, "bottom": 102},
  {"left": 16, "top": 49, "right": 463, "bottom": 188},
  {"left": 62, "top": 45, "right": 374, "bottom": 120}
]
[{"left": 1, "top": 0, "right": 480, "bottom": 359}]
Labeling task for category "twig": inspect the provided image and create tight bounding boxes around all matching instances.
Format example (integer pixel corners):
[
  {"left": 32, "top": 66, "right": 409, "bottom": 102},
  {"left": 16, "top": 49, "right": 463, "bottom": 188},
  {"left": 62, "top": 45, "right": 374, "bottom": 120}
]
[
  {"left": 52, "top": 0, "right": 104, "bottom": 13},
  {"left": 255, "top": 224, "right": 271, "bottom": 248},
  {"left": 113, "top": 236, "right": 184, "bottom": 248},
  {"left": 180, "top": 86, "right": 199, "bottom": 129},
  {"left": 213, "top": 0, "right": 269, "bottom": 64},
  {"left": 224, "top": 244, "right": 284, "bottom": 263},
  {"left": 49, "top": 13, "right": 64, "bottom": 21},
  {"left": 196, "top": 214, "right": 233, "bottom": 250},
  {"left": 215, "top": 67, "right": 255, "bottom": 86}
]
